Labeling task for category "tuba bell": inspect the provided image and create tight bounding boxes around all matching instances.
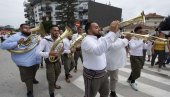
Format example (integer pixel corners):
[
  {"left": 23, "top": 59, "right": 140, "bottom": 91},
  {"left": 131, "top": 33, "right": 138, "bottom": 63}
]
[
  {"left": 67, "top": 33, "right": 86, "bottom": 58},
  {"left": 49, "top": 26, "right": 73, "bottom": 62},
  {"left": 70, "top": 33, "right": 86, "bottom": 51},
  {"left": 30, "top": 23, "right": 46, "bottom": 37},
  {"left": 8, "top": 23, "right": 45, "bottom": 54}
]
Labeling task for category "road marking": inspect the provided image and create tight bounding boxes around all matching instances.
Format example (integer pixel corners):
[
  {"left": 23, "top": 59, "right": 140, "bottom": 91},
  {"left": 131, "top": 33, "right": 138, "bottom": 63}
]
[
  {"left": 126, "top": 62, "right": 170, "bottom": 76},
  {"left": 73, "top": 75, "right": 124, "bottom": 97},
  {"left": 119, "top": 75, "right": 170, "bottom": 97},
  {"left": 120, "top": 68, "right": 170, "bottom": 85},
  {"left": 55, "top": 93, "right": 62, "bottom": 97}
]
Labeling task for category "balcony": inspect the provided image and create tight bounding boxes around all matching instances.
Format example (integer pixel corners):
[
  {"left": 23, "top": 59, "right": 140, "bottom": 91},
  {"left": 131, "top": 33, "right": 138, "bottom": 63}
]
[
  {"left": 23, "top": 1, "right": 31, "bottom": 7},
  {"left": 24, "top": 8, "right": 28, "bottom": 12},
  {"left": 24, "top": 14, "right": 29, "bottom": 18},
  {"left": 41, "top": 6, "right": 53, "bottom": 12},
  {"left": 28, "top": 0, "right": 32, "bottom": 2},
  {"left": 83, "top": 15, "right": 88, "bottom": 19}
]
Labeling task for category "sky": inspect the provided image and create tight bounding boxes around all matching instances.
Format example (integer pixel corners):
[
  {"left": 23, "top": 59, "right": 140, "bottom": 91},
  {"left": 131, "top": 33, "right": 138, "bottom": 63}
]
[{"left": 0, "top": 0, "right": 170, "bottom": 28}]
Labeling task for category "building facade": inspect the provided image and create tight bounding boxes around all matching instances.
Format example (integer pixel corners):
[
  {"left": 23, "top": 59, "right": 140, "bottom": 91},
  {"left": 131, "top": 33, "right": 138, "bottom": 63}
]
[
  {"left": 24, "top": 0, "right": 95, "bottom": 27},
  {"left": 145, "top": 13, "right": 165, "bottom": 27},
  {"left": 123, "top": 13, "right": 165, "bottom": 34}
]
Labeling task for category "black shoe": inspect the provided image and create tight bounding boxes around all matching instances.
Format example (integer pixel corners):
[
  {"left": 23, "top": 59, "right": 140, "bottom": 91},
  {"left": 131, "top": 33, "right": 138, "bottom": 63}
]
[
  {"left": 50, "top": 92, "right": 54, "bottom": 97},
  {"left": 33, "top": 79, "right": 39, "bottom": 84},
  {"left": 110, "top": 91, "right": 118, "bottom": 97},
  {"left": 68, "top": 74, "right": 73, "bottom": 78},
  {"left": 27, "top": 91, "right": 34, "bottom": 97},
  {"left": 74, "top": 69, "right": 77, "bottom": 73},
  {"left": 40, "top": 65, "right": 43, "bottom": 68}
]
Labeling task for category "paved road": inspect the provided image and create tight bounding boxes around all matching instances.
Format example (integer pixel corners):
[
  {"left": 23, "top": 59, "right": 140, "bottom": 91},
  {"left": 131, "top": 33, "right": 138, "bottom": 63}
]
[{"left": 0, "top": 49, "right": 170, "bottom": 97}]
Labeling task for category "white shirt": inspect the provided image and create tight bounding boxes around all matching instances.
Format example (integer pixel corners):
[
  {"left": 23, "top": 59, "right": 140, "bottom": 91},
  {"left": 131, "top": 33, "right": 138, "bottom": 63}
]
[
  {"left": 106, "top": 38, "right": 128, "bottom": 70},
  {"left": 129, "top": 39, "right": 149, "bottom": 56},
  {"left": 81, "top": 32, "right": 118, "bottom": 70},
  {"left": 37, "top": 35, "right": 63, "bottom": 58},
  {"left": 63, "top": 38, "right": 71, "bottom": 54},
  {"left": 146, "top": 40, "right": 153, "bottom": 50},
  {"left": 72, "top": 33, "right": 79, "bottom": 41},
  {"left": 37, "top": 35, "right": 54, "bottom": 58}
]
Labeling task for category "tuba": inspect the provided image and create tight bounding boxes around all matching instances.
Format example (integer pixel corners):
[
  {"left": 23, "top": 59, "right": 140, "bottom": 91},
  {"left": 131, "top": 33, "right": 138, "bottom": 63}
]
[
  {"left": 70, "top": 33, "right": 86, "bottom": 51},
  {"left": 31, "top": 23, "right": 46, "bottom": 37},
  {"left": 49, "top": 26, "right": 73, "bottom": 62},
  {"left": 8, "top": 23, "right": 45, "bottom": 54},
  {"left": 68, "top": 33, "right": 86, "bottom": 58},
  {"left": 102, "top": 11, "right": 145, "bottom": 33}
]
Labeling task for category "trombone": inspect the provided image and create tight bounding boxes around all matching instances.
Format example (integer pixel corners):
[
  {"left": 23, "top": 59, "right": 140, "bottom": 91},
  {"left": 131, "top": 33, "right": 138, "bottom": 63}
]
[
  {"left": 102, "top": 11, "right": 145, "bottom": 32},
  {"left": 122, "top": 32, "right": 168, "bottom": 42}
]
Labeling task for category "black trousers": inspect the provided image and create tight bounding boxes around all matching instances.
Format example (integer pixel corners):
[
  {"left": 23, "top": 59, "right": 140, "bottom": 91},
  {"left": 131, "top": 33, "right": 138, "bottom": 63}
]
[
  {"left": 18, "top": 64, "right": 39, "bottom": 92},
  {"left": 45, "top": 59, "right": 61, "bottom": 94},
  {"left": 62, "top": 54, "right": 75, "bottom": 78},
  {"left": 74, "top": 50, "right": 83, "bottom": 70},
  {"left": 151, "top": 50, "right": 165, "bottom": 68},
  {"left": 128, "top": 55, "right": 143, "bottom": 83}
]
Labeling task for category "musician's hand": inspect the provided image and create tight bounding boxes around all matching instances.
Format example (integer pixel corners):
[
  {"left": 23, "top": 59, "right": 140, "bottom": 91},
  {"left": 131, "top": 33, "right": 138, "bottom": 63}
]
[
  {"left": 110, "top": 21, "right": 120, "bottom": 33},
  {"left": 61, "top": 47, "right": 64, "bottom": 53},
  {"left": 49, "top": 50, "right": 58, "bottom": 57},
  {"left": 17, "top": 38, "right": 25, "bottom": 45},
  {"left": 125, "top": 34, "right": 132, "bottom": 41},
  {"left": 71, "top": 48, "right": 76, "bottom": 53},
  {"left": 143, "top": 39, "right": 147, "bottom": 43}
]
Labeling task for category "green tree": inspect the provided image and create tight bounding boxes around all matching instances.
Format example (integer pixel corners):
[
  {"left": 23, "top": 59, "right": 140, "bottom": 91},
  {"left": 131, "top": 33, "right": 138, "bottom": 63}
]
[{"left": 56, "top": 0, "right": 78, "bottom": 28}]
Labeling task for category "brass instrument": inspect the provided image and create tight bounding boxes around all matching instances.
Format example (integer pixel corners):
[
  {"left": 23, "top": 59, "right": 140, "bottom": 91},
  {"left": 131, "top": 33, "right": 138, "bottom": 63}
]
[
  {"left": 8, "top": 23, "right": 45, "bottom": 54},
  {"left": 70, "top": 33, "right": 86, "bottom": 51},
  {"left": 102, "top": 11, "right": 145, "bottom": 32},
  {"left": 68, "top": 33, "right": 86, "bottom": 57},
  {"left": 122, "top": 32, "right": 168, "bottom": 42},
  {"left": 31, "top": 23, "right": 46, "bottom": 37},
  {"left": 49, "top": 26, "right": 73, "bottom": 62}
]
